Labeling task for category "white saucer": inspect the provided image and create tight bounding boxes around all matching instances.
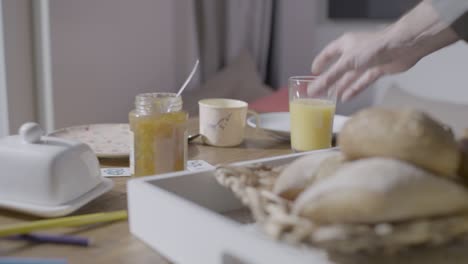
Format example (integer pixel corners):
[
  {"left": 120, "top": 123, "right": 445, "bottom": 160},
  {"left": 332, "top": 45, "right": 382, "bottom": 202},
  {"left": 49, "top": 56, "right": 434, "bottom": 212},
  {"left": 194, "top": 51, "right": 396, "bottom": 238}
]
[
  {"left": 247, "top": 112, "right": 349, "bottom": 141},
  {"left": 0, "top": 178, "right": 114, "bottom": 218}
]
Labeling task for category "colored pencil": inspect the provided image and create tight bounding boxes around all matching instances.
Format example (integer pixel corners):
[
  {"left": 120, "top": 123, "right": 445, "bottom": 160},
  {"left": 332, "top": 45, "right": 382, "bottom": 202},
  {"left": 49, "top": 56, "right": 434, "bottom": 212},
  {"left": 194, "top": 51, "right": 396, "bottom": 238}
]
[
  {"left": 0, "top": 210, "right": 127, "bottom": 237},
  {"left": 0, "top": 258, "right": 67, "bottom": 264},
  {"left": 7, "top": 233, "right": 91, "bottom": 247}
]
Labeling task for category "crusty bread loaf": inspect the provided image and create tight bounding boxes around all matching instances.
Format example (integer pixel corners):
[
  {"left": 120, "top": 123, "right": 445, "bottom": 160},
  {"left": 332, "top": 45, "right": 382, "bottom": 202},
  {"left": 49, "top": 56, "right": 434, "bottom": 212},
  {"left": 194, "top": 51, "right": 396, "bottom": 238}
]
[
  {"left": 338, "top": 108, "right": 459, "bottom": 177},
  {"left": 458, "top": 137, "right": 468, "bottom": 180},
  {"left": 273, "top": 151, "right": 345, "bottom": 200},
  {"left": 293, "top": 158, "right": 468, "bottom": 224}
]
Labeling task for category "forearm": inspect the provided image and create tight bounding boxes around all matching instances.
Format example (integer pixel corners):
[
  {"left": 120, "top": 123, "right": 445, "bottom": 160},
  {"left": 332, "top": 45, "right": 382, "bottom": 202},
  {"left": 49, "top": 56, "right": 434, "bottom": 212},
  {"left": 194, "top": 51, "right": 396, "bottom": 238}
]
[{"left": 382, "top": 1, "right": 459, "bottom": 59}]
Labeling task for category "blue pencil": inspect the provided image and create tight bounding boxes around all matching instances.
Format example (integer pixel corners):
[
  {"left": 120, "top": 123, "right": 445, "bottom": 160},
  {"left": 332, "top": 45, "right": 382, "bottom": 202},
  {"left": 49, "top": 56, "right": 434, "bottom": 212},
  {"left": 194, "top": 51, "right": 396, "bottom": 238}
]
[
  {"left": 6, "top": 233, "right": 91, "bottom": 247},
  {"left": 0, "top": 258, "right": 67, "bottom": 264}
]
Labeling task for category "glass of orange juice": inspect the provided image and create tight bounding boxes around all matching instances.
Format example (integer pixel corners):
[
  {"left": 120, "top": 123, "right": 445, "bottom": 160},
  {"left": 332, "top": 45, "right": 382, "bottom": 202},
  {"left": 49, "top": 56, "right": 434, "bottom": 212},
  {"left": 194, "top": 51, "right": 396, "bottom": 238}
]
[{"left": 289, "top": 76, "right": 337, "bottom": 152}]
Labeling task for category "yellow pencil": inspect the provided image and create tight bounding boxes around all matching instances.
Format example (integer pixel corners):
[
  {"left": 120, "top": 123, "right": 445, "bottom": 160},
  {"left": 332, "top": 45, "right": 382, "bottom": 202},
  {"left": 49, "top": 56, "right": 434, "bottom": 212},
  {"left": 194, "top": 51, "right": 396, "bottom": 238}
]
[{"left": 0, "top": 210, "right": 128, "bottom": 237}]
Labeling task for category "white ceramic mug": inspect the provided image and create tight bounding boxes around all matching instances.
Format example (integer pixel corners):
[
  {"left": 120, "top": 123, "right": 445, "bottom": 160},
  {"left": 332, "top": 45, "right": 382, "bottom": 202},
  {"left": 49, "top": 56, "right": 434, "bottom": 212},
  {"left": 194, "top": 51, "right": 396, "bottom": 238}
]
[{"left": 199, "top": 99, "right": 256, "bottom": 147}]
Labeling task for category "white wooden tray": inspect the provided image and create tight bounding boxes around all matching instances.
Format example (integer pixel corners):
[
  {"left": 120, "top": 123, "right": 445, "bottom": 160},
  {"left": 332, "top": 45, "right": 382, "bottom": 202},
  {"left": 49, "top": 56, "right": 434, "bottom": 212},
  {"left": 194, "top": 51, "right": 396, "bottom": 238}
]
[{"left": 127, "top": 150, "right": 468, "bottom": 264}]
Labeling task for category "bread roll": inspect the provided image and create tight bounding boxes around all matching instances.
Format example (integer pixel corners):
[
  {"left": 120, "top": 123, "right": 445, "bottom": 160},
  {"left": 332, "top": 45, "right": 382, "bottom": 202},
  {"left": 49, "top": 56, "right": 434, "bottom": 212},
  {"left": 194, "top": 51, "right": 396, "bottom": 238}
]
[
  {"left": 458, "top": 138, "right": 468, "bottom": 180},
  {"left": 273, "top": 151, "right": 345, "bottom": 200},
  {"left": 293, "top": 158, "right": 468, "bottom": 224},
  {"left": 339, "top": 108, "right": 459, "bottom": 177}
]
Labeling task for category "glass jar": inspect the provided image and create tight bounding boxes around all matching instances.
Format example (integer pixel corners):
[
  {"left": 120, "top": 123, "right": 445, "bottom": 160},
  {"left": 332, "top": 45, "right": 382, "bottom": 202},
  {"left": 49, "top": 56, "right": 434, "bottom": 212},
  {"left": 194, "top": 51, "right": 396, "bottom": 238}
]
[{"left": 129, "top": 93, "right": 188, "bottom": 177}]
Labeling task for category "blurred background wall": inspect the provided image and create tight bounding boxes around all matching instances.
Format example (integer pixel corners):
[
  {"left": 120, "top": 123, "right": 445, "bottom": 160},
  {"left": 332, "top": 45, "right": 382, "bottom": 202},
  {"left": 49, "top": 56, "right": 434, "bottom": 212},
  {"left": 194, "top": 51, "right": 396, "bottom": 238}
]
[{"left": 1, "top": 0, "right": 467, "bottom": 134}]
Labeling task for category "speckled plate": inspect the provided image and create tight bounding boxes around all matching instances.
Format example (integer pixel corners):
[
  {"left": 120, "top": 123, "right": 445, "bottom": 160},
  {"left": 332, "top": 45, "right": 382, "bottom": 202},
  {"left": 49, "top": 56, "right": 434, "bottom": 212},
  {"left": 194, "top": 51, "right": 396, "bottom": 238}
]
[{"left": 48, "top": 124, "right": 131, "bottom": 158}]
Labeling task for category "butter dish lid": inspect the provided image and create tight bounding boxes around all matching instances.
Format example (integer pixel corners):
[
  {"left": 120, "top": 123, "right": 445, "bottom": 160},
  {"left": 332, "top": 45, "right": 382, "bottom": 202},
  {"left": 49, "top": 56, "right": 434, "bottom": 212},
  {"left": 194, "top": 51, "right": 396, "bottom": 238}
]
[{"left": 0, "top": 122, "right": 83, "bottom": 151}]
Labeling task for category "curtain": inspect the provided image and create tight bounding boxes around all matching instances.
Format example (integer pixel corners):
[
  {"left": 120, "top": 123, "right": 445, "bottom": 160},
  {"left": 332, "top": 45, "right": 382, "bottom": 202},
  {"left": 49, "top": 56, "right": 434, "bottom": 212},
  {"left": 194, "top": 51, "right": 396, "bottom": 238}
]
[{"left": 195, "top": 0, "right": 274, "bottom": 83}]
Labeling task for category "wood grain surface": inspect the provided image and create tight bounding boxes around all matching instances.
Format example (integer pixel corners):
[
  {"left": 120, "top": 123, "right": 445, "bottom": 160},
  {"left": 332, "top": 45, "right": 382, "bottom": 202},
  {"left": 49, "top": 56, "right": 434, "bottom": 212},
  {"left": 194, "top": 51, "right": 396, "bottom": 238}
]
[{"left": 0, "top": 118, "right": 292, "bottom": 263}]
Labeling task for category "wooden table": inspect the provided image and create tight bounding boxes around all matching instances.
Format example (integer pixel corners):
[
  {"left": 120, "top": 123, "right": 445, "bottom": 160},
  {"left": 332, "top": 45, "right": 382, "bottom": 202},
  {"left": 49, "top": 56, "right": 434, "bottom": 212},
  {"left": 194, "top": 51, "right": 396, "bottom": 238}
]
[{"left": 0, "top": 119, "right": 292, "bottom": 263}]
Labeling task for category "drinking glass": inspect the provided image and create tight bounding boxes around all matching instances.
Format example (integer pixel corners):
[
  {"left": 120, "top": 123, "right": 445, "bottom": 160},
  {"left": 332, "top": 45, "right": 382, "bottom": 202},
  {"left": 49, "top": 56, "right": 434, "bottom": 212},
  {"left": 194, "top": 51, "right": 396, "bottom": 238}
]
[{"left": 289, "top": 76, "right": 337, "bottom": 152}]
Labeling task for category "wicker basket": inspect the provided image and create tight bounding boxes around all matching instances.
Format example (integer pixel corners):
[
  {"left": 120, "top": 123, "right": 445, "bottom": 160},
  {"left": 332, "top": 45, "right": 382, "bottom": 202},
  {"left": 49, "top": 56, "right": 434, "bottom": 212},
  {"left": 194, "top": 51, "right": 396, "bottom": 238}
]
[{"left": 214, "top": 163, "right": 468, "bottom": 253}]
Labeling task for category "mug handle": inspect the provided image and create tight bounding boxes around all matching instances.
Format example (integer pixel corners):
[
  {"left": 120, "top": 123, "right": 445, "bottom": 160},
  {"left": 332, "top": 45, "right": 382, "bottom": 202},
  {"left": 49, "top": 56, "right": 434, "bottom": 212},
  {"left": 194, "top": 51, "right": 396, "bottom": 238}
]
[{"left": 247, "top": 109, "right": 260, "bottom": 132}]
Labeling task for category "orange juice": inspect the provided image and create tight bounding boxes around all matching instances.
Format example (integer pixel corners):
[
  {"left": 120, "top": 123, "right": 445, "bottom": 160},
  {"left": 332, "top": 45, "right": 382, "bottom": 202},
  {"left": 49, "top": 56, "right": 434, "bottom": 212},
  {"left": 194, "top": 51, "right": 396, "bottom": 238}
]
[{"left": 290, "top": 98, "right": 335, "bottom": 151}]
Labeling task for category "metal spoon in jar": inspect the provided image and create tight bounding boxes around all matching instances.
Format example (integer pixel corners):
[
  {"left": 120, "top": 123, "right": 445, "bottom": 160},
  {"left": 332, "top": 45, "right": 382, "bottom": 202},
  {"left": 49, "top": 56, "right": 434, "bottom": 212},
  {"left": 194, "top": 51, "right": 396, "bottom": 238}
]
[
  {"left": 166, "top": 59, "right": 199, "bottom": 113},
  {"left": 176, "top": 59, "right": 200, "bottom": 97},
  {"left": 180, "top": 60, "right": 200, "bottom": 142}
]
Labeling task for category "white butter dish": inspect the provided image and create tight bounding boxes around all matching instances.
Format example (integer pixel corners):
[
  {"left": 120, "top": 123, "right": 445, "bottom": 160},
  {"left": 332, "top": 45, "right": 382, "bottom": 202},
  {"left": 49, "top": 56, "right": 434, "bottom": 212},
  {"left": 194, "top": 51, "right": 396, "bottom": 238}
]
[
  {"left": 0, "top": 179, "right": 113, "bottom": 217},
  {"left": 0, "top": 123, "right": 113, "bottom": 217}
]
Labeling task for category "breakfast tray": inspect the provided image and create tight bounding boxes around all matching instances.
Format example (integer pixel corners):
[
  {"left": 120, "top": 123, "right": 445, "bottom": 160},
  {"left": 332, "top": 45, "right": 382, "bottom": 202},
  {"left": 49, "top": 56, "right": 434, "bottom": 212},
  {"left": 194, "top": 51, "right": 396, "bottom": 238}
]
[{"left": 127, "top": 150, "right": 468, "bottom": 264}]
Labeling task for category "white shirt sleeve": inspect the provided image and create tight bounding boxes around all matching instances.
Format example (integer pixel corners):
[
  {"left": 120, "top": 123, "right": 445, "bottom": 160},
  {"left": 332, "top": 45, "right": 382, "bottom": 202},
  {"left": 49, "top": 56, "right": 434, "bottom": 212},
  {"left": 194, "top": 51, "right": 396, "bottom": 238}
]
[{"left": 431, "top": 0, "right": 468, "bottom": 40}]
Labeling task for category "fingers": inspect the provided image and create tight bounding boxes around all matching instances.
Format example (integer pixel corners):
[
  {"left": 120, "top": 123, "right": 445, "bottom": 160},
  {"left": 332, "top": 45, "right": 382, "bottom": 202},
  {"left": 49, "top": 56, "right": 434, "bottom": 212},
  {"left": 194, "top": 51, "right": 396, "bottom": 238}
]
[
  {"left": 311, "top": 41, "right": 342, "bottom": 75},
  {"left": 341, "top": 67, "right": 385, "bottom": 102},
  {"left": 308, "top": 56, "right": 352, "bottom": 96},
  {"left": 334, "top": 70, "right": 362, "bottom": 98}
]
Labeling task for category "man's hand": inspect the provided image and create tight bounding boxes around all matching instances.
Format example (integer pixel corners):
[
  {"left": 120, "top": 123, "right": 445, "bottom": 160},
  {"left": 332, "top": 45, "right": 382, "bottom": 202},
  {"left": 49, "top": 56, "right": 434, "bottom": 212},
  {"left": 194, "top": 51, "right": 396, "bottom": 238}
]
[{"left": 309, "top": 0, "right": 459, "bottom": 102}]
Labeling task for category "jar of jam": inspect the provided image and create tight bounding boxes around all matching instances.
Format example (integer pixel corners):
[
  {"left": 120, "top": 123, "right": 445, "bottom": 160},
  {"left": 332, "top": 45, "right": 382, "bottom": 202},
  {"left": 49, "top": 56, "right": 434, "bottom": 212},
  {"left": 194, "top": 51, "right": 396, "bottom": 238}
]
[{"left": 129, "top": 93, "right": 188, "bottom": 176}]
